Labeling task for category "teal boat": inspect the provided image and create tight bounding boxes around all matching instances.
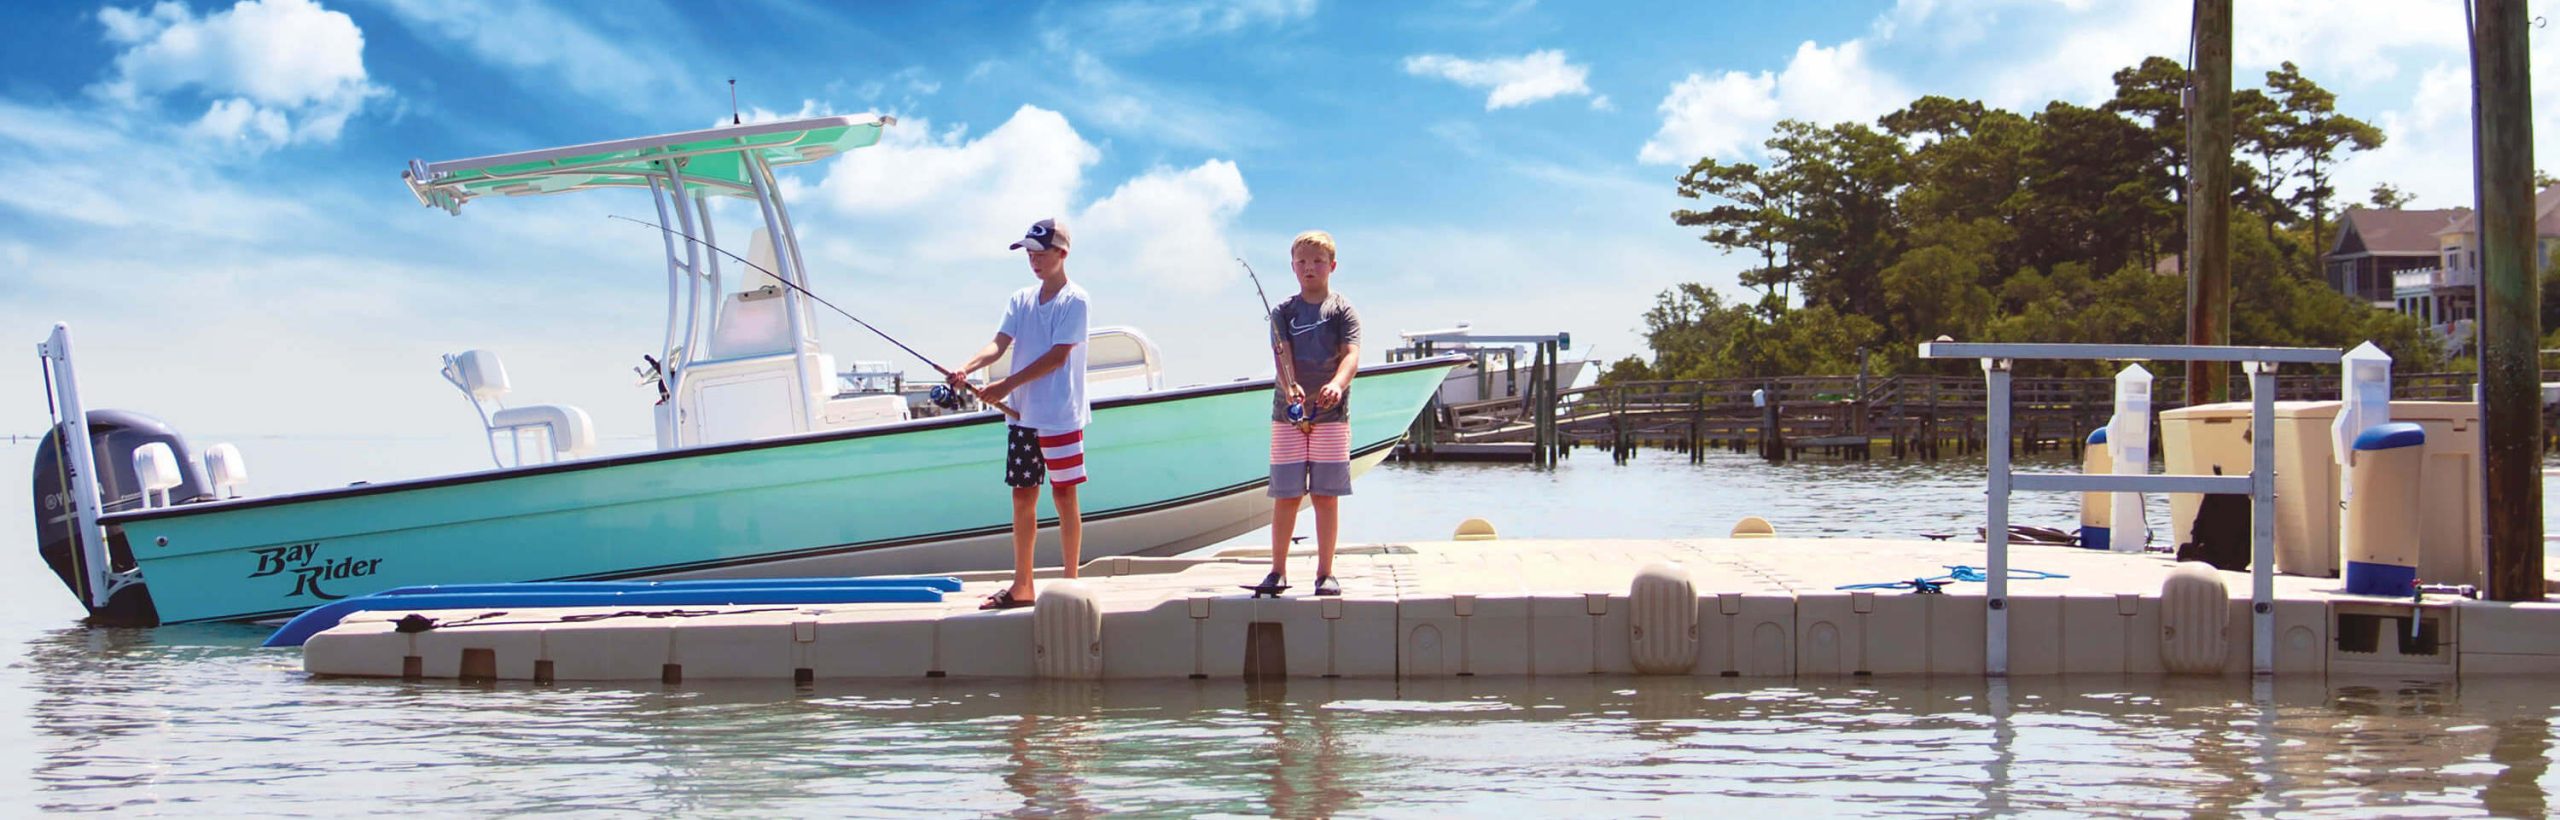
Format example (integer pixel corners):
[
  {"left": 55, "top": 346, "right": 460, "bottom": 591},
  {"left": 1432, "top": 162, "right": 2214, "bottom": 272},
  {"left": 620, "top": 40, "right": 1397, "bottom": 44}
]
[{"left": 30, "top": 115, "right": 1460, "bottom": 625}]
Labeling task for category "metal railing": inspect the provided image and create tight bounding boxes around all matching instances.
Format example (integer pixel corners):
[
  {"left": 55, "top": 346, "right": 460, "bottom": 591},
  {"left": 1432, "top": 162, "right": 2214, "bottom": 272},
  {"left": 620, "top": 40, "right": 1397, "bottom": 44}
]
[{"left": 1916, "top": 341, "right": 2345, "bottom": 677}]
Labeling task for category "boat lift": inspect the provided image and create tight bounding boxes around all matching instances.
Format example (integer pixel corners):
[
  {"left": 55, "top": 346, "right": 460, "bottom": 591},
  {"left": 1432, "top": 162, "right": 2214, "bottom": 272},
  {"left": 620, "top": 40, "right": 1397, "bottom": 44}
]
[{"left": 1394, "top": 329, "right": 1571, "bottom": 466}]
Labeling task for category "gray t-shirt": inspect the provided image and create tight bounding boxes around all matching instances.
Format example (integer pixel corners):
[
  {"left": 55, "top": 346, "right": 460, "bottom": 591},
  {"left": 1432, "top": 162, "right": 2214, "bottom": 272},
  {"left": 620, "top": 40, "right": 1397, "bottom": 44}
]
[{"left": 1270, "top": 292, "right": 1362, "bottom": 423}]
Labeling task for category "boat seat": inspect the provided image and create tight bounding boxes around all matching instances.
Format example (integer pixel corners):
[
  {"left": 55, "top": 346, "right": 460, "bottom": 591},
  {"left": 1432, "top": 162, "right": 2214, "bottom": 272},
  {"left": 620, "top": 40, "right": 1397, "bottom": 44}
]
[
  {"left": 442, "top": 348, "right": 596, "bottom": 467},
  {"left": 491, "top": 404, "right": 597, "bottom": 462}
]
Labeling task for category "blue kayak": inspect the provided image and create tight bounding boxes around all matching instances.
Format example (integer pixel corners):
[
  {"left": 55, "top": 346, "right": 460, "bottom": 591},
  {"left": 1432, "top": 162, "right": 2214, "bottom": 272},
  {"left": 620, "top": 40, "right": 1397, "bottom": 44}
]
[{"left": 263, "top": 577, "right": 961, "bottom": 648}]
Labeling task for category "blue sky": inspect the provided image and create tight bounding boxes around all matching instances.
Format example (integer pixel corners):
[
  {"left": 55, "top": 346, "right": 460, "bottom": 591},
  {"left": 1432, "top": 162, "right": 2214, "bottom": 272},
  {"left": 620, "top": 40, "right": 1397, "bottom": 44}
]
[{"left": 0, "top": 0, "right": 2548, "bottom": 451}]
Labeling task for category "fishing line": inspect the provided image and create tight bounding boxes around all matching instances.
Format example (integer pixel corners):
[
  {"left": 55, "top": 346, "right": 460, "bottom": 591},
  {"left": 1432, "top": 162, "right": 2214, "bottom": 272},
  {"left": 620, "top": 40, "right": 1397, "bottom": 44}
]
[
  {"left": 1239, "top": 254, "right": 1310, "bottom": 422},
  {"left": 608, "top": 215, "right": 1016, "bottom": 418}
]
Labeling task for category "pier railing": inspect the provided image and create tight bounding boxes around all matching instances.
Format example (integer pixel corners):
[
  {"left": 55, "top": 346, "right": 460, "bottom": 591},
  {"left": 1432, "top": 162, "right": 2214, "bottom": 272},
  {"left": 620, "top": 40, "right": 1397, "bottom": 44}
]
[
  {"left": 1418, "top": 369, "right": 2548, "bottom": 462},
  {"left": 1917, "top": 341, "right": 2344, "bottom": 678}
]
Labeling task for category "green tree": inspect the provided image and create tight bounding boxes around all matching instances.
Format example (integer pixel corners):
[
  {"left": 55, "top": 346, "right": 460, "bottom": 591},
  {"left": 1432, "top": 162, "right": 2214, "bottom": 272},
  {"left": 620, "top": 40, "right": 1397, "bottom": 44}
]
[
  {"left": 2101, "top": 56, "right": 2193, "bottom": 269},
  {"left": 1762, "top": 120, "right": 1908, "bottom": 318},
  {"left": 1672, "top": 159, "right": 1795, "bottom": 301},
  {"left": 2012, "top": 101, "right": 2162, "bottom": 279},
  {"left": 2368, "top": 183, "right": 2416, "bottom": 208},
  {"left": 2264, "top": 62, "right": 2384, "bottom": 261}
]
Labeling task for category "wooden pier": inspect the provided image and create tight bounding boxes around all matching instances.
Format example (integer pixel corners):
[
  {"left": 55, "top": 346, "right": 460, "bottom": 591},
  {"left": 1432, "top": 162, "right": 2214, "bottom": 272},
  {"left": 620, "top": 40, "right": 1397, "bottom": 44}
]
[{"left": 1402, "top": 371, "right": 2549, "bottom": 464}]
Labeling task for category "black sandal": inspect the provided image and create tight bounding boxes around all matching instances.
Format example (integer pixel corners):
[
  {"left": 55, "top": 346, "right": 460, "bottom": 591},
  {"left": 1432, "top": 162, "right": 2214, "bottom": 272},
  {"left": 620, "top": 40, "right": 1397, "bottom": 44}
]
[
  {"left": 979, "top": 588, "right": 1034, "bottom": 610},
  {"left": 1314, "top": 576, "right": 1342, "bottom": 597},
  {"left": 1240, "top": 572, "right": 1291, "bottom": 598}
]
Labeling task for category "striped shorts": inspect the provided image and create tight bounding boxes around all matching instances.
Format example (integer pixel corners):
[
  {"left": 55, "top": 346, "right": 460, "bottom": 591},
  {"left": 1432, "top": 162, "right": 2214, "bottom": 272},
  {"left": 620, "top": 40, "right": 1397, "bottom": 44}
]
[
  {"left": 1269, "top": 421, "right": 1352, "bottom": 498},
  {"left": 1005, "top": 426, "right": 1087, "bottom": 488}
]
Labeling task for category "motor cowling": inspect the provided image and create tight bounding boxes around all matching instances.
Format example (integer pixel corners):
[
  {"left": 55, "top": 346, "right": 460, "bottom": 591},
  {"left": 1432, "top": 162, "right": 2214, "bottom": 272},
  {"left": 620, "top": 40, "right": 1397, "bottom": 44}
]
[{"left": 31, "top": 409, "right": 203, "bottom": 624}]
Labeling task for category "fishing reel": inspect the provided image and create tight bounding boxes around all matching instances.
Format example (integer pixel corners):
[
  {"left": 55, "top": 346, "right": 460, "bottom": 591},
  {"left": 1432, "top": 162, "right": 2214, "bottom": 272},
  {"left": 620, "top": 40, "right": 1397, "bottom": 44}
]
[
  {"left": 929, "top": 384, "right": 968, "bottom": 410},
  {"left": 1284, "top": 400, "right": 1310, "bottom": 423}
]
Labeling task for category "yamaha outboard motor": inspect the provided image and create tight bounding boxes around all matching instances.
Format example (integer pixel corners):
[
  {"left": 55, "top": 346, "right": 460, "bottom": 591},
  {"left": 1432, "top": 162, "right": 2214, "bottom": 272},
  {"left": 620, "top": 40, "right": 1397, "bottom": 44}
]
[{"left": 31, "top": 409, "right": 206, "bottom": 625}]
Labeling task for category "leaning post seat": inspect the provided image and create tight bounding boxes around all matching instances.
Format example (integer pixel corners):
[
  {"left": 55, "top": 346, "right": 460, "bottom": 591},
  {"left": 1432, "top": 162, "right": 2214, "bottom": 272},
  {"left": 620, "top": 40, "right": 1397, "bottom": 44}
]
[
  {"left": 443, "top": 348, "right": 596, "bottom": 466},
  {"left": 707, "top": 228, "right": 800, "bottom": 360},
  {"left": 490, "top": 404, "right": 598, "bottom": 461}
]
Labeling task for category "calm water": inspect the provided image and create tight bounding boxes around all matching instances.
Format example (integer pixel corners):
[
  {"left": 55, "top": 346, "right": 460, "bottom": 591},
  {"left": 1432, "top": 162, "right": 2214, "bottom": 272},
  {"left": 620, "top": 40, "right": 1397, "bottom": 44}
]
[{"left": 6, "top": 437, "right": 2560, "bottom": 815}]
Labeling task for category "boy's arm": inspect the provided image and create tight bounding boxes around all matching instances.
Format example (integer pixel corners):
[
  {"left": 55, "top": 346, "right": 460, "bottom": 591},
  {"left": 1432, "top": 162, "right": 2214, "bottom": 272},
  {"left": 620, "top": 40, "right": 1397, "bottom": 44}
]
[
  {"left": 981, "top": 343, "right": 1076, "bottom": 403},
  {"left": 1316, "top": 343, "right": 1359, "bottom": 408},
  {"left": 949, "top": 333, "right": 1012, "bottom": 385},
  {"left": 1315, "top": 304, "right": 1361, "bottom": 408}
]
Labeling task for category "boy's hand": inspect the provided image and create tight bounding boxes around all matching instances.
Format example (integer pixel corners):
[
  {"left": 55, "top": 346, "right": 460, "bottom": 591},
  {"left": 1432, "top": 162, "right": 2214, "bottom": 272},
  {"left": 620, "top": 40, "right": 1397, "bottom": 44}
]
[
  {"left": 1316, "top": 381, "right": 1347, "bottom": 410},
  {"left": 978, "top": 379, "right": 1014, "bottom": 405},
  {"left": 944, "top": 370, "right": 970, "bottom": 389}
]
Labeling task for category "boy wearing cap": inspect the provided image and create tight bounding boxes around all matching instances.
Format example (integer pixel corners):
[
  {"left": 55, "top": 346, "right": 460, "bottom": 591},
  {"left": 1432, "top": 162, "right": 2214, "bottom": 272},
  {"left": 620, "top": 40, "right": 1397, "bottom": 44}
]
[
  {"left": 1257, "top": 230, "right": 1361, "bottom": 597},
  {"left": 951, "top": 217, "right": 1091, "bottom": 610}
]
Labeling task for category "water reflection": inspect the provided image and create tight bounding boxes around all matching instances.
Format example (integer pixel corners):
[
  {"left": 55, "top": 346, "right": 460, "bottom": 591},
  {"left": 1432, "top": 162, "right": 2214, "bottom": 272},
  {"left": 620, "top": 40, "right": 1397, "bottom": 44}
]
[{"left": 16, "top": 631, "right": 2560, "bottom": 816}]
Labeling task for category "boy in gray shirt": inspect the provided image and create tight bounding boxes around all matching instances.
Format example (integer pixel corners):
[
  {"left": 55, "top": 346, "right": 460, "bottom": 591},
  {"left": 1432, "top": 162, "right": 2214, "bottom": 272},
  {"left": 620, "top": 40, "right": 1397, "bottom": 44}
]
[{"left": 1257, "top": 230, "right": 1361, "bottom": 597}]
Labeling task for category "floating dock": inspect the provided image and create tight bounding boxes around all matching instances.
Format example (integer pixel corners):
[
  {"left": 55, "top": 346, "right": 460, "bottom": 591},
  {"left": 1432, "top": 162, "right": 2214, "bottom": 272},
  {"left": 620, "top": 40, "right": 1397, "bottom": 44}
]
[{"left": 299, "top": 538, "right": 2560, "bottom": 683}]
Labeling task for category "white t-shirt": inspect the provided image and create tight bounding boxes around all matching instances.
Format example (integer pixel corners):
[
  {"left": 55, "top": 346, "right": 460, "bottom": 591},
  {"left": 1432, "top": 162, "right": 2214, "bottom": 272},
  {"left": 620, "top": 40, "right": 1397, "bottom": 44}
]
[{"left": 998, "top": 281, "right": 1090, "bottom": 432}]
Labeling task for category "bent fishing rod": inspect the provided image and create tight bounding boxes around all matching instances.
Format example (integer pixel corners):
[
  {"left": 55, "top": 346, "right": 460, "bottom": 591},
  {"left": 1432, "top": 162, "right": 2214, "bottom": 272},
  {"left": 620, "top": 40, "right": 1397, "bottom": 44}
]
[
  {"left": 1236, "top": 257, "right": 1308, "bottom": 425},
  {"left": 609, "top": 215, "right": 1018, "bottom": 419}
]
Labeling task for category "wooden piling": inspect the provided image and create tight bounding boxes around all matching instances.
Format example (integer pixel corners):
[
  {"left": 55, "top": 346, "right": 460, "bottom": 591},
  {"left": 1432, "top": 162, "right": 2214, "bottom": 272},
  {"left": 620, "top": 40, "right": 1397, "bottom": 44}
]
[
  {"left": 2473, "top": 0, "right": 2545, "bottom": 602},
  {"left": 2185, "top": 0, "right": 2235, "bottom": 407}
]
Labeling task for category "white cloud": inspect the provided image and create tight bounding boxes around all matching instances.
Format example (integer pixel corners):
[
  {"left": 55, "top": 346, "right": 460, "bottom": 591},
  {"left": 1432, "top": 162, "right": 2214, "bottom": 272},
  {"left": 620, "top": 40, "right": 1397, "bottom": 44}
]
[
  {"left": 0, "top": 96, "right": 677, "bottom": 441},
  {"left": 1403, "top": 50, "right": 1593, "bottom": 110},
  {"left": 0, "top": 99, "right": 319, "bottom": 236},
  {"left": 1075, "top": 160, "right": 1251, "bottom": 291},
  {"left": 371, "top": 0, "right": 687, "bottom": 114},
  {"left": 93, "top": 0, "right": 383, "bottom": 149},
  {"left": 808, "top": 105, "right": 1250, "bottom": 295},
  {"left": 844, "top": 67, "right": 941, "bottom": 103},
  {"left": 1058, "top": 47, "right": 1270, "bottom": 151},
  {"left": 1639, "top": 40, "right": 1904, "bottom": 164},
  {"left": 1589, "top": 94, "right": 1613, "bottom": 112},
  {"left": 1071, "top": 0, "right": 1318, "bottom": 51},
  {"left": 815, "top": 106, "right": 1097, "bottom": 265},
  {"left": 1638, "top": 71, "right": 1777, "bottom": 164}
]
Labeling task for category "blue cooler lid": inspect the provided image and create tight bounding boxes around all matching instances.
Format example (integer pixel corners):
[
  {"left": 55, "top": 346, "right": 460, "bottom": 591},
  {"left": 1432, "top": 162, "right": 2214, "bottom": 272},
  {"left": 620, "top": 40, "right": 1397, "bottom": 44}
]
[
  {"left": 2086, "top": 428, "right": 2108, "bottom": 445},
  {"left": 2352, "top": 422, "right": 2426, "bottom": 451}
]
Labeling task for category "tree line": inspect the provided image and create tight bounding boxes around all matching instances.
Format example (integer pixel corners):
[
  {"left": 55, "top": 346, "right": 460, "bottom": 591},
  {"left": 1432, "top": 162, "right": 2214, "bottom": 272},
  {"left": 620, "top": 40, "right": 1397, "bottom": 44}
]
[{"left": 1609, "top": 57, "right": 2450, "bottom": 383}]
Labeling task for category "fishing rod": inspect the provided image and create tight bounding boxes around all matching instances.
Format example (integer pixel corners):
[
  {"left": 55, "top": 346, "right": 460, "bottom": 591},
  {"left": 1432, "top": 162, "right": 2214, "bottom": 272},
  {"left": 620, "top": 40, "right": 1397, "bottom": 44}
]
[
  {"left": 609, "top": 215, "right": 1018, "bottom": 419},
  {"left": 1236, "top": 257, "right": 1308, "bottom": 425}
]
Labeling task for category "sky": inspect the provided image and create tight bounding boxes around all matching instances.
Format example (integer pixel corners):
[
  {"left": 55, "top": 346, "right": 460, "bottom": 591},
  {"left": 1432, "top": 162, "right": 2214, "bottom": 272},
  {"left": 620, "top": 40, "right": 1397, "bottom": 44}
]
[{"left": 1, "top": 0, "right": 2554, "bottom": 450}]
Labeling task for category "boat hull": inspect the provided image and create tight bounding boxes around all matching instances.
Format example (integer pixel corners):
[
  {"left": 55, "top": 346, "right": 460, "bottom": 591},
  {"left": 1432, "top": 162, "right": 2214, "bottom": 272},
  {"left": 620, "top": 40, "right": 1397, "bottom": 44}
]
[{"left": 104, "top": 359, "right": 1455, "bottom": 623}]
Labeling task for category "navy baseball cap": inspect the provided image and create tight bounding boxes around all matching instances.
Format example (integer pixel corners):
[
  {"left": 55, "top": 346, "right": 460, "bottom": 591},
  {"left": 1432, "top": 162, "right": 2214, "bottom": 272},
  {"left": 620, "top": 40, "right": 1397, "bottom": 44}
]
[{"left": 1009, "top": 218, "right": 1071, "bottom": 252}]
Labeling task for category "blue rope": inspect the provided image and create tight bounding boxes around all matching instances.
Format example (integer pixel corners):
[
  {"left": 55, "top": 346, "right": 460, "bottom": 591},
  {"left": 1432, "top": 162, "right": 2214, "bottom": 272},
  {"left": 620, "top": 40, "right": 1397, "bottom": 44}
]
[{"left": 1836, "top": 565, "right": 2068, "bottom": 592}]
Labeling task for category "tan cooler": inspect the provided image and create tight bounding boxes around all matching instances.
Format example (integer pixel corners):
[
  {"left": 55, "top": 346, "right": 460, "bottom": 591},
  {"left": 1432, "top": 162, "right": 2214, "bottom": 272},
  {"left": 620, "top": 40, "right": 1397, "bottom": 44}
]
[{"left": 2158, "top": 400, "right": 2481, "bottom": 583}]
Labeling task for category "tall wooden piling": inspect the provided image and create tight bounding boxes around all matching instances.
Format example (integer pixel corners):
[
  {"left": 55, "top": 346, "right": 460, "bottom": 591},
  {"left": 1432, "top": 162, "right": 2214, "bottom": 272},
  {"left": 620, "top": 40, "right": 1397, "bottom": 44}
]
[
  {"left": 2473, "top": 0, "right": 2545, "bottom": 602},
  {"left": 2184, "top": 0, "right": 2234, "bottom": 407}
]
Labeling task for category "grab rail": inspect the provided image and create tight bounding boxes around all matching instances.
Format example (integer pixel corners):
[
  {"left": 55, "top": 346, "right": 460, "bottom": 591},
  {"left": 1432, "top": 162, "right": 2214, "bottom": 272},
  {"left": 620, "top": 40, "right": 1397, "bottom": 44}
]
[{"left": 1916, "top": 341, "right": 2341, "bottom": 678}]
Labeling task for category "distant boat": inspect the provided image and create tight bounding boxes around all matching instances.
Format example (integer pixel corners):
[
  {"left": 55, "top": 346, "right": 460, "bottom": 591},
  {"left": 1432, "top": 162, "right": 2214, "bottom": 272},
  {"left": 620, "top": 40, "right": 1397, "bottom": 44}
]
[{"left": 1393, "top": 323, "right": 1591, "bottom": 407}]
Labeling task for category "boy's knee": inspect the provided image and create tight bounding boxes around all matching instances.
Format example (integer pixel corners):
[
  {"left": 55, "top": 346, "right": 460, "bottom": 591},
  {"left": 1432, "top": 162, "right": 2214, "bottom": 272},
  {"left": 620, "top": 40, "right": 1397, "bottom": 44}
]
[{"left": 1011, "top": 486, "right": 1040, "bottom": 505}]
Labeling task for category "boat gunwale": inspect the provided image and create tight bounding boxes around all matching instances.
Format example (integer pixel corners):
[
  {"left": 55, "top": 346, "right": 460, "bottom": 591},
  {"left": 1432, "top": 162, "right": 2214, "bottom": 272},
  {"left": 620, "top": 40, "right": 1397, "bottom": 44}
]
[{"left": 103, "top": 356, "right": 1464, "bottom": 525}]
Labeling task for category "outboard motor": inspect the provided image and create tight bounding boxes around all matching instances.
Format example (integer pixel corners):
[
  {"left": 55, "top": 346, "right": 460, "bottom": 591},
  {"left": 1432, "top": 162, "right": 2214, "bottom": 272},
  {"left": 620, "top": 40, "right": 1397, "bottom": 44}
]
[{"left": 31, "top": 409, "right": 206, "bottom": 625}]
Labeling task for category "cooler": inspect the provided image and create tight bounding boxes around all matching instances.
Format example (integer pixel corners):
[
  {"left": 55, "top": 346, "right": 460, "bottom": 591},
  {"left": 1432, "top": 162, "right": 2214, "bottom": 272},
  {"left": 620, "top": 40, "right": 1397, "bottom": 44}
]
[{"left": 2158, "top": 400, "right": 2480, "bottom": 583}]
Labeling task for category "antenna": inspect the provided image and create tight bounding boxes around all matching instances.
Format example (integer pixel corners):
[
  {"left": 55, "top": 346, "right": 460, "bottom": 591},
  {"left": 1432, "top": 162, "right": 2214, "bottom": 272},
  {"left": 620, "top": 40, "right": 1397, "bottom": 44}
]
[{"left": 728, "top": 78, "right": 741, "bottom": 125}]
